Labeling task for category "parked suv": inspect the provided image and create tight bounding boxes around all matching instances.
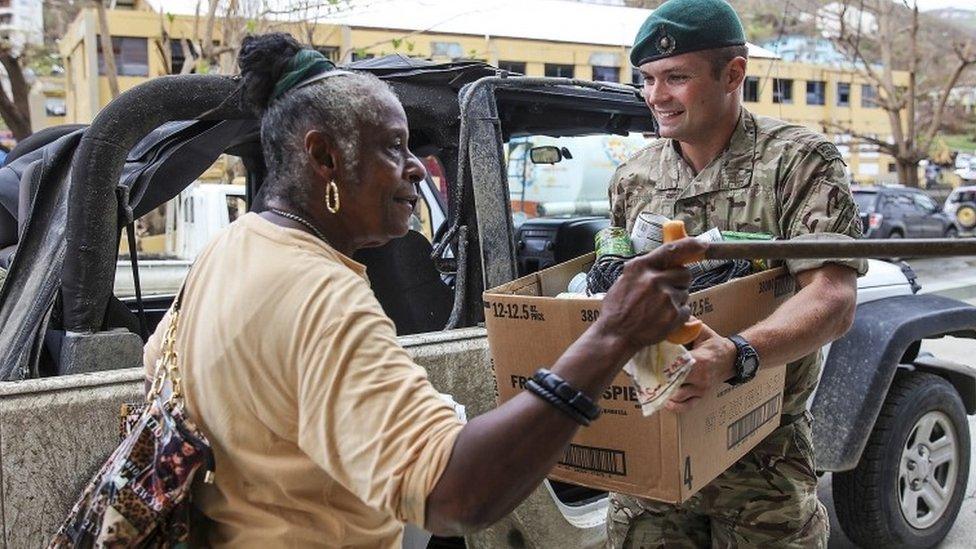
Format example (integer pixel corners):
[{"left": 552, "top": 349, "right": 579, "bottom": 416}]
[
  {"left": 944, "top": 185, "right": 976, "bottom": 231},
  {"left": 854, "top": 186, "right": 958, "bottom": 238}
]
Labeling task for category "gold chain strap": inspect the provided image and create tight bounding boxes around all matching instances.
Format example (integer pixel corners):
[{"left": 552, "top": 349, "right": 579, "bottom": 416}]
[{"left": 145, "top": 306, "right": 185, "bottom": 409}]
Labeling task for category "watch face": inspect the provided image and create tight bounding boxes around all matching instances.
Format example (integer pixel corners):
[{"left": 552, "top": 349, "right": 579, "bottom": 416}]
[{"left": 742, "top": 354, "right": 760, "bottom": 377}]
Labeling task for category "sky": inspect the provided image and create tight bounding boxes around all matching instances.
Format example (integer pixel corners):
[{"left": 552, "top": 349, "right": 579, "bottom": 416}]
[
  {"left": 912, "top": 0, "right": 976, "bottom": 10},
  {"left": 147, "top": 1, "right": 976, "bottom": 16}
]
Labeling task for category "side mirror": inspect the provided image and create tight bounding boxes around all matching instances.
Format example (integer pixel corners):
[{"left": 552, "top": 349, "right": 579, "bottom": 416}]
[{"left": 530, "top": 146, "right": 563, "bottom": 164}]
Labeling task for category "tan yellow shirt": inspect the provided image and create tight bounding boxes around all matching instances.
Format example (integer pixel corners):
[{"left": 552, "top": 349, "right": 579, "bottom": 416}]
[{"left": 143, "top": 213, "right": 463, "bottom": 548}]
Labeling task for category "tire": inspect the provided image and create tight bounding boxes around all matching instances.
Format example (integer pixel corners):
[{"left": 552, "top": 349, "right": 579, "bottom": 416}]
[
  {"left": 833, "top": 371, "right": 971, "bottom": 548},
  {"left": 956, "top": 205, "right": 976, "bottom": 230},
  {"left": 886, "top": 230, "right": 904, "bottom": 261}
]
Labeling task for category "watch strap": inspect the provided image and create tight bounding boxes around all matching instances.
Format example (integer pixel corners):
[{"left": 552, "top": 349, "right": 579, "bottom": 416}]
[{"left": 728, "top": 334, "right": 758, "bottom": 386}]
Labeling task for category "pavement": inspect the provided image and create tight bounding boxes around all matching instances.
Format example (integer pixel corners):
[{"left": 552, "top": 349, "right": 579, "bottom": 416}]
[
  {"left": 911, "top": 255, "right": 976, "bottom": 300},
  {"left": 821, "top": 260, "right": 976, "bottom": 547}
]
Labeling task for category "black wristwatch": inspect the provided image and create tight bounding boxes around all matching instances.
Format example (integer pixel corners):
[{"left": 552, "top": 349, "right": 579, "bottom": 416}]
[{"left": 728, "top": 334, "right": 760, "bottom": 386}]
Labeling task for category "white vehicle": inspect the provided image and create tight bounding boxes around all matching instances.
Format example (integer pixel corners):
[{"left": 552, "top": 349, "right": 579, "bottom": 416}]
[
  {"left": 508, "top": 133, "right": 649, "bottom": 222},
  {"left": 114, "top": 182, "right": 246, "bottom": 297}
]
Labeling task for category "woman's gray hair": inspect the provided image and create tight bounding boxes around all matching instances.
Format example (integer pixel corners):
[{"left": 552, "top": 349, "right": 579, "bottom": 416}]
[{"left": 258, "top": 72, "right": 399, "bottom": 207}]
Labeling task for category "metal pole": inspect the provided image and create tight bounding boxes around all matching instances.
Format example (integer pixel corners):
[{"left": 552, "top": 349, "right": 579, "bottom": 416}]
[{"left": 705, "top": 238, "right": 976, "bottom": 260}]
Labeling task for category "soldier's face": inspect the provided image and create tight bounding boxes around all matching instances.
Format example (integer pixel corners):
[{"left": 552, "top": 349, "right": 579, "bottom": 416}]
[{"left": 638, "top": 52, "right": 731, "bottom": 142}]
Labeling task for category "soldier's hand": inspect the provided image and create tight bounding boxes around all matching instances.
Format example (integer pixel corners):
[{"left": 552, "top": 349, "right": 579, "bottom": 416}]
[
  {"left": 665, "top": 323, "right": 736, "bottom": 412},
  {"left": 596, "top": 238, "right": 705, "bottom": 352}
]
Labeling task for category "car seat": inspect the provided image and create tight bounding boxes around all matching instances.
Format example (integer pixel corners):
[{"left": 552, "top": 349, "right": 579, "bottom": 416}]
[{"left": 354, "top": 229, "right": 454, "bottom": 336}]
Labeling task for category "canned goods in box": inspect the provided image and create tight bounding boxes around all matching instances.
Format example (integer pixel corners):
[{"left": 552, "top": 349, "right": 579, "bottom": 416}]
[
  {"left": 631, "top": 212, "right": 671, "bottom": 253},
  {"left": 595, "top": 227, "right": 635, "bottom": 259}
]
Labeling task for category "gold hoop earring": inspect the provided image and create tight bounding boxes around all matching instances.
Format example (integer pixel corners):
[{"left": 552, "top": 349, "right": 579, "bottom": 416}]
[{"left": 326, "top": 180, "right": 340, "bottom": 214}]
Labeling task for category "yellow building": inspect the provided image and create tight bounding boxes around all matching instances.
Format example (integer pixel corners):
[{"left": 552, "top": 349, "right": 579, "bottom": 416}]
[{"left": 56, "top": 0, "right": 907, "bottom": 182}]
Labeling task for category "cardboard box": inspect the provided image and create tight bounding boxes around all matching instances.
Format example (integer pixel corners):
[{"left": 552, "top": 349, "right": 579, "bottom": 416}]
[{"left": 484, "top": 253, "right": 794, "bottom": 503}]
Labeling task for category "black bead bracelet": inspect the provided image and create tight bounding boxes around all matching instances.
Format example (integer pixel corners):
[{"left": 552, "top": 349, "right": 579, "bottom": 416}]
[
  {"left": 525, "top": 379, "right": 592, "bottom": 426},
  {"left": 532, "top": 368, "right": 602, "bottom": 421}
]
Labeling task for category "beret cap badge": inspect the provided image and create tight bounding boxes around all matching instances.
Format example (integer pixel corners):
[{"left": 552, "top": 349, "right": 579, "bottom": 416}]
[
  {"left": 630, "top": 0, "right": 746, "bottom": 67},
  {"left": 656, "top": 26, "right": 676, "bottom": 55}
]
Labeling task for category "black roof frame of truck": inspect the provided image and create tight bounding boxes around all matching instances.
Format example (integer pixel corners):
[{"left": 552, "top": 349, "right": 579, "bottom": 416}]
[{"left": 0, "top": 57, "right": 657, "bottom": 378}]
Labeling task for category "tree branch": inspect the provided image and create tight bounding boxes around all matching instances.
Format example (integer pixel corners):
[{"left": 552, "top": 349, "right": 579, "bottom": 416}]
[
  {"left": 0, "top": 50, "right": 31, "bottom": 138},
  {"left": 920, "top": 41, "right": 976, "bottom": 151},
  {"left": 94, "top": 1, "right": 120, "bottom": 99}
]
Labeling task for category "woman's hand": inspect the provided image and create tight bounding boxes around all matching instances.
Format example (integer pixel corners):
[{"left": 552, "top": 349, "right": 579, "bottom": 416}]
[{"left": 595, "top": 238, "right": 705, "bottom": 353}]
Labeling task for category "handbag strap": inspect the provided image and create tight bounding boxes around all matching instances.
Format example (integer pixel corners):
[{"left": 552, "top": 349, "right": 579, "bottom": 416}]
[
  {"left": 124, "top": 222, "right": 149, "bottom": 341},
  {"left": 145, "top": 275, "right": 190, "bottom": 408}
]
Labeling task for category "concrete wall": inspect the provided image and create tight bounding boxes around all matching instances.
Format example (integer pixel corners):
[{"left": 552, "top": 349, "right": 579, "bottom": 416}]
[
  {"left": 0, "top": 369, "right": 143, "bottom": 546},
  {"left": 1, "top": 327, "right": 600, "bottom": 547}
]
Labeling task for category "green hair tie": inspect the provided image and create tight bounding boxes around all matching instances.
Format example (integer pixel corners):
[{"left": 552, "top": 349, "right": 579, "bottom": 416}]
[{"left": 270, "top": 49, "right": 337, "bottom": 101}]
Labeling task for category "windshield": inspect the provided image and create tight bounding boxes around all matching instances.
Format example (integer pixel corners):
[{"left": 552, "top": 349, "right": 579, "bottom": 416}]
[
  {"left": 507, "top": 133, "right": 652, "bottom": 225},
  {"left": 853, "top": 192, "right": 877, "bottom": 214}
]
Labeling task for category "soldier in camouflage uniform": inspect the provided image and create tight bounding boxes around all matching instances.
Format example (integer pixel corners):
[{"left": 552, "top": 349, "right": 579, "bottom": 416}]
[{"left": 607, "top": 0, "right": 867, "bottom": 547}]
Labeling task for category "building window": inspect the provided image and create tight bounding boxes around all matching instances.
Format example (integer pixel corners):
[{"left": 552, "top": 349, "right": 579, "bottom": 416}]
[
  {"left": 772, "top": 78, "right": 793, "bottom": 104},
  {"left": 545, "top": 63, "right": 574, "bottom": 78},
  {"left": 431, "top": 41, "right": 463, "bottom": 59},
  {"left": 498, "top": 60, "right": 526, "bottom": 74},
  {"left": 632, "top": 68, "right": 644, "bottom": 85},
  {"left": 97, "top": 36, "right": 149, "bottom": 77},
  {"left": 743, "top": 76, "right": 759, "bottom": 102},
  {"left": 861, "top": 84, "right": 878, "bottom": 108},
  {"left": 888, "top": 163, "right": 898, "bottom": 173},
  {"left": 315, "top": 46, "right": 340, "bottom": 63},
  {"left": 169, "top": 41, "right": 188, "bottom": 74},
  {"left": 837, "top": 82, "right": 851, "bottom": 107},
  {"left": 592, "top": 65, "right": 619, "bottom": 82},
  {"left": 45, "top": 98, "right": 66, "bottom": 117},
  {"left": 0, "top": 13, "right": 13, "bottom": 25},
  {"left": 806, "top": 80, "right": 826, "bottom": 105},
  {"left": 0, "top": 0, "right": 10, "bottom": 8}
]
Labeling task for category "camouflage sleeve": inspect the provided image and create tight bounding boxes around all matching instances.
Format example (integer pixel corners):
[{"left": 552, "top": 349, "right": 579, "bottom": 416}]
[
  {"left": 608, "top": 165, "right": 628, "bottom": 229},
  {"left": 778, "top": 149, "right": 868, "bottom": 276}
]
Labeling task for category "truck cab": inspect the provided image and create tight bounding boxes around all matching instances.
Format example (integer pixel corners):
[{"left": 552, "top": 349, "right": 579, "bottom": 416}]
[{"left": 0, "top": 58, "right": 974, "bottom": 548}]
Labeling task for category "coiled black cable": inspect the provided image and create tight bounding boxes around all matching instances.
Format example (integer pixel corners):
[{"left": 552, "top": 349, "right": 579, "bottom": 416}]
[
  {"left": 586, "top": 255, "right": 754, "bottom": 295},
  {"left": 586, "top": 255, "right": 630, "bottom": 294},
  {"left": 688, "top": 260, "right": 753, "bottom": 293}
]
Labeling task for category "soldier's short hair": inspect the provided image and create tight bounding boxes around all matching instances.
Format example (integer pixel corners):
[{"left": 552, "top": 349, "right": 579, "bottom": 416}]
[{"left": 703, "top": 45, "right": 749, "bottom": 80}]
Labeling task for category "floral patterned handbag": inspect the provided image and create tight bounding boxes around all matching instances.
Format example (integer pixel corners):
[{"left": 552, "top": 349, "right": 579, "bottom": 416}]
[{"left": 49, "top": 290, "right": 214, "bottom": 548}]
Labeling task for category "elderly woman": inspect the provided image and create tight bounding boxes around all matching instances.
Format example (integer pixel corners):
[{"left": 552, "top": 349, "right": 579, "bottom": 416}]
[{"left": 143, "top": 33, "right": 702, "bottom": 547}]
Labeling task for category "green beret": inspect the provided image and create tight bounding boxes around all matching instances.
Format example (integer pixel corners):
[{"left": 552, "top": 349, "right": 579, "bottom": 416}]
[{"left": 630, "top": 0, "right": 745, "bottom": 67}]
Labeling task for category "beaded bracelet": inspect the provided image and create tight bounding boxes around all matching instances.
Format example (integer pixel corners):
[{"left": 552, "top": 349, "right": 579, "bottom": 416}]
[
  {"left": 525, "top": 379, "right": 591, "bottom": 426},
  {"left": 532, "top": 368, "right": 602, "bottom": 421}
]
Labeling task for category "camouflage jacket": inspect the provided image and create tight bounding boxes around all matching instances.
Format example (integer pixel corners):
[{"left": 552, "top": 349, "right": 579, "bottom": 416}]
[{"left": 608, "top": 108, "right": 866, "bottom": 415}]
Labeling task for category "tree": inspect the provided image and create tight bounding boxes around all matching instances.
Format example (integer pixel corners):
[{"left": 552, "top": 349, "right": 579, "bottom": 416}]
[
  {"left": 93, "top": 1, "right": 120, "bottom": 99},
  {"left": 0, "top": 44, "right": 34, "bottom": 140},
  {"left": 820, "top": 0, "right": 976, "bottom": 186}
]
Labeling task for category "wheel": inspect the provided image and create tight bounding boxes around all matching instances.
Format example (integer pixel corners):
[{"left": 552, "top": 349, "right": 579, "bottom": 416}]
[
  {"left": 833, "top": 371, "right": 971, "bottom": 548},
  {"left": 886, "top": 230, "right": 904, "bottom": 261},
  {"left": 956, "top": 205, "right": 976, "bottom": 230},
  {"left": 944, "top": 226, "right": 958, "bottom": 239}
]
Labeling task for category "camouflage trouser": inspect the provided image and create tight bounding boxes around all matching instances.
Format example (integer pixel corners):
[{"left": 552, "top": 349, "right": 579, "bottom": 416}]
[{"left": 607, "top": 413, "right": 827, "bottom": 548}]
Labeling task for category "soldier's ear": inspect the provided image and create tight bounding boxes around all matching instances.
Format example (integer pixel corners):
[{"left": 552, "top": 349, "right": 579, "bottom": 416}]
[{"left": 727, "top": 57, "right": 747, "bottom": 94}]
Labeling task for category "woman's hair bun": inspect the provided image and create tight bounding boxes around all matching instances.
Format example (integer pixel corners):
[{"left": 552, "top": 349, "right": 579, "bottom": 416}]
[{"left": 237, "top": 33, "right": 304, "bottom": 115}]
